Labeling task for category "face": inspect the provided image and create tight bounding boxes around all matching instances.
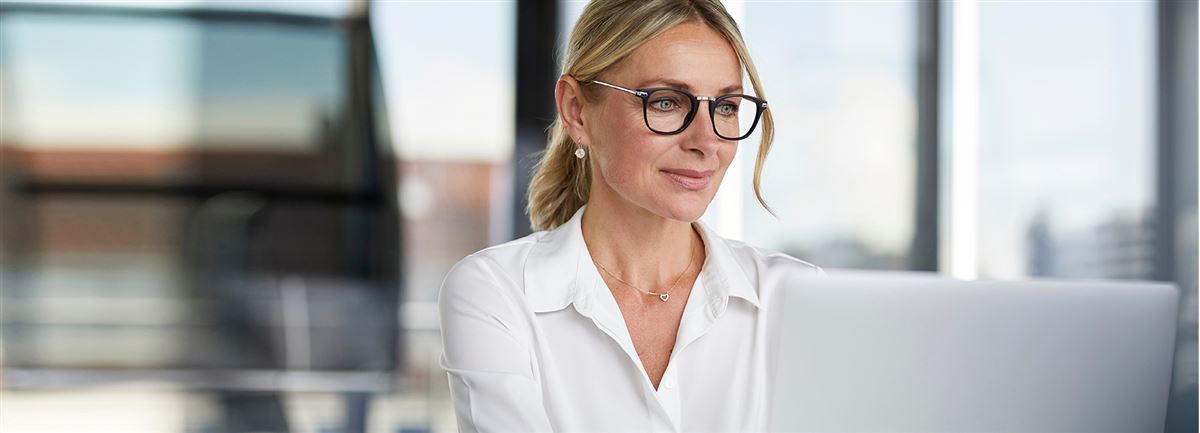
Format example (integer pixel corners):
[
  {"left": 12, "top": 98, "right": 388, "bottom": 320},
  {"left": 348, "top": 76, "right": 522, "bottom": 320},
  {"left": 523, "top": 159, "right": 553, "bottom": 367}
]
[{"left": 575, "top": 21, "right": 743, "bottom": 222}]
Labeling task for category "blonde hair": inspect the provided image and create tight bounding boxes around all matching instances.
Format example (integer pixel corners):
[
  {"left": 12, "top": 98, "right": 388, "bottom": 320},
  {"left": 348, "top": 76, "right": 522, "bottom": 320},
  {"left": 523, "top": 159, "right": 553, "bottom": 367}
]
[{"left": 526, "top": 0, "right": 775, "bottom": 231}]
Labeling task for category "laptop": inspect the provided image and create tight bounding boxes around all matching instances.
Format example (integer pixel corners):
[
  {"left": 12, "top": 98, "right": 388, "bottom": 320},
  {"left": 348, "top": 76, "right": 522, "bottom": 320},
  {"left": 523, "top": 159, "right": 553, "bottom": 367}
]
[{"left": 769, "top": 271, "right": 1179, "bottom": 432}]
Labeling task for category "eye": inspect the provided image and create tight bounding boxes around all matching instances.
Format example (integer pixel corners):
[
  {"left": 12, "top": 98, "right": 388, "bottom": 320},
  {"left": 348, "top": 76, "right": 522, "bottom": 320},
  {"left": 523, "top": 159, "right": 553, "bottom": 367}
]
[
  {"left": 650, "top": 99, "right": 678, "bottom": 112},
  {"left": 716, "top": 102, "right": 739, "bottom": 116}
]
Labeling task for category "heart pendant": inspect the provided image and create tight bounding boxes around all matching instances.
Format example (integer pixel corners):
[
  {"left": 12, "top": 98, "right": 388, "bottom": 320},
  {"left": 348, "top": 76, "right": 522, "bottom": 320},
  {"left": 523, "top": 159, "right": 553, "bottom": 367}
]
[{"left": 659, "top": 293, "right": 670, "bottom": 302}]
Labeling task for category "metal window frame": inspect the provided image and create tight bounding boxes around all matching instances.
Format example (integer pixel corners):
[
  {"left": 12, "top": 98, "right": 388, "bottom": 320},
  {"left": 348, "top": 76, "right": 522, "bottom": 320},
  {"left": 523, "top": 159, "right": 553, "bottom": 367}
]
[{"left": 1156, "top": 0, "right": 1198, "bottom": 431}]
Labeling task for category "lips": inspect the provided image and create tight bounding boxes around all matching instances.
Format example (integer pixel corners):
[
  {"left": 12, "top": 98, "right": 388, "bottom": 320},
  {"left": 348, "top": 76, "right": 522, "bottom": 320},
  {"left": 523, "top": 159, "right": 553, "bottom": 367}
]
[{"left": 660, "top": 168, "right": 714, "bottom": 191}]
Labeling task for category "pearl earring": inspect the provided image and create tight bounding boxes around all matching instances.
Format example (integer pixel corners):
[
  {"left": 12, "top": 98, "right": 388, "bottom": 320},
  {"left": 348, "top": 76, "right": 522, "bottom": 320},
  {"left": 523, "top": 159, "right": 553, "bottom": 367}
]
[{"left": 575, "top": 147, "right": 586, "bottom": 159}]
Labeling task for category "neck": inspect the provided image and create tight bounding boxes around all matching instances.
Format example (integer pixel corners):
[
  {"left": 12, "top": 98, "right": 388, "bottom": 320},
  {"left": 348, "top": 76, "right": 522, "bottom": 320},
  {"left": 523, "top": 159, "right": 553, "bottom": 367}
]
[{"left": 580, "top": 190, "right": 702, "bottom": 290}]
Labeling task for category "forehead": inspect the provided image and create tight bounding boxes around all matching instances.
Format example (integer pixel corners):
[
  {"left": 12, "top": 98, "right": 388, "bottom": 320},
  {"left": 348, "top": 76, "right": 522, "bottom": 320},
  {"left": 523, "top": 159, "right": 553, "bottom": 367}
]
[{"left": 615, "top": 21, "right": 742, "bottom": 92}]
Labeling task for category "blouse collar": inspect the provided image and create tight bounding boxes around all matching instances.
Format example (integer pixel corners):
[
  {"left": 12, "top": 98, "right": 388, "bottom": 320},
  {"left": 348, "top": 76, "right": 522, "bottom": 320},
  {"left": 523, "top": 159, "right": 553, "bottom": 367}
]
[{"left": 523, "top": 204, "right": 761, "bottom": 315}]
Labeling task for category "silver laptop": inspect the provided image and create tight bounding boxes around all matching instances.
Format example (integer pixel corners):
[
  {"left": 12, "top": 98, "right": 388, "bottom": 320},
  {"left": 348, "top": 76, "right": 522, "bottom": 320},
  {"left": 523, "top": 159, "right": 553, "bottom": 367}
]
[{"left": 769, "top": 271, "right": 1179, "bottom": 432}]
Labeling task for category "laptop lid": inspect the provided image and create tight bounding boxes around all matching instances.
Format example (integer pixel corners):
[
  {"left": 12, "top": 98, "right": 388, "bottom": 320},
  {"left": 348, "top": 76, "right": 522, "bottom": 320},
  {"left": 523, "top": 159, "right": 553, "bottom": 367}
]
[{"left": 769, "top": 271, "right": 1179, "bottom": 432}]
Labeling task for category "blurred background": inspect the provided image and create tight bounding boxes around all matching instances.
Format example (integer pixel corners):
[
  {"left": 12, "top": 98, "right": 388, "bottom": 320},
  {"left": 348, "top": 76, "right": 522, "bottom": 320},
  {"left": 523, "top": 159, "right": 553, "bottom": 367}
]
[{"left": 0, "top": 0, "right": 1194, "bottom": 432}]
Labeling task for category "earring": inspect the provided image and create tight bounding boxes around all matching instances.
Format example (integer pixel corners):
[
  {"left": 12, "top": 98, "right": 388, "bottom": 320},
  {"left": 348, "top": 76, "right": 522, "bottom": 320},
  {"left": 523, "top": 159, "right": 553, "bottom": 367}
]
[{"left": 574, "top": 147, "right": 586, "bottom": 159}]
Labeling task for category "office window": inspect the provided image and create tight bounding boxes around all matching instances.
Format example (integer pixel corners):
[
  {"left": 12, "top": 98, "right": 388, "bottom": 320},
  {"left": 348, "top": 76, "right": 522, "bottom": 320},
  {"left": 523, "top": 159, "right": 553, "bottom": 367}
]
[
  {"left": 740, "top": 1, "right": 921, "bottom": 270},
  {"left": 977, "top": 2, "right": 1155, "bottom": 279},
  {"left": 374, "top": 1, "right": 514, "bottom": 303},
  {"left": 0, "top": 9, "right": 386, "bottom": 371},
  {"left": 372, "top": 3, "right": 515, "bottom": 432},
  {"left": 0, "top": 6, "right": 401, "bottom": 431}
]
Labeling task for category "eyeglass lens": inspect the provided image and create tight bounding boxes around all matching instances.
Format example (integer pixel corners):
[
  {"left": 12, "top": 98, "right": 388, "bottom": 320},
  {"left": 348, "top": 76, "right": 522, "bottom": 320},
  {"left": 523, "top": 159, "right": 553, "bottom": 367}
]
[{"left": 644, "top": 89, "right": 759, "bottom": 139}]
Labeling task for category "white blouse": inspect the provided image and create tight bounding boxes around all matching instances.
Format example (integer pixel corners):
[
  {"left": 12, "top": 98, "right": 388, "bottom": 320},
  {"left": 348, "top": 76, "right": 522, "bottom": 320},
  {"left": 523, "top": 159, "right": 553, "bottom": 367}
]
[{"left": 438, "top": 205, "right": 823, "bottom": 433}]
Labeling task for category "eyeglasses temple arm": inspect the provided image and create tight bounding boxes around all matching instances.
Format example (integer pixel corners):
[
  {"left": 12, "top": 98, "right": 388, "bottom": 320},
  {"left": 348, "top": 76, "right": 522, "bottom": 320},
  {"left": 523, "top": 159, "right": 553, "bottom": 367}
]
[{"left": 589, "top": 80, "right": 648, "bottom": 97}]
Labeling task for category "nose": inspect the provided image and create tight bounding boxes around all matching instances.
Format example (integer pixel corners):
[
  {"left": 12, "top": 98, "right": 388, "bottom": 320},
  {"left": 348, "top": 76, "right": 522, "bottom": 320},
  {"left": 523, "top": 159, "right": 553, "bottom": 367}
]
[{"left": 681, "top": 98, "right": 725, "bottom": 155}]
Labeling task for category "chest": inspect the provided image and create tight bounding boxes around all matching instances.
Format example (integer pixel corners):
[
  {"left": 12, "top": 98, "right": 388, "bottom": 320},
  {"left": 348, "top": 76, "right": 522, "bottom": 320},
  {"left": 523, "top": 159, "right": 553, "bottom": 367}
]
[
  {"left": 529, "top": 293, "right": 769, "bottom": 432},
  {"left": 603, "top": 273, "right": 698, "bottom": 389}
]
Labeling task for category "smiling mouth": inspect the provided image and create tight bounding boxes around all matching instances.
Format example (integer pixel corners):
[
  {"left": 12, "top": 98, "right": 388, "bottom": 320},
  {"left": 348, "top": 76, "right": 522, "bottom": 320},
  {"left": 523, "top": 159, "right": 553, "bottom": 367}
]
[{"left": 660, "top": 169, "right": 712, "bottom": 191}]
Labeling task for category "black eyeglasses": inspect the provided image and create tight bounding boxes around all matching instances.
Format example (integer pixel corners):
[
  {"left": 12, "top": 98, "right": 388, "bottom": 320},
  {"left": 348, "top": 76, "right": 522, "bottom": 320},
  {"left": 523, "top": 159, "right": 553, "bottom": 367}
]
[{"left": 585, "top": 79, "right": 768, "bottom": 141}]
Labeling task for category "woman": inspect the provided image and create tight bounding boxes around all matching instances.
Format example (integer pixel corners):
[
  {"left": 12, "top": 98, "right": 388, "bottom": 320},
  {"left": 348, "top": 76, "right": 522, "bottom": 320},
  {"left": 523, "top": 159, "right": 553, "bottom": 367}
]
[{"left": 438, "top": 1, "right": 821, "bottom": 431}]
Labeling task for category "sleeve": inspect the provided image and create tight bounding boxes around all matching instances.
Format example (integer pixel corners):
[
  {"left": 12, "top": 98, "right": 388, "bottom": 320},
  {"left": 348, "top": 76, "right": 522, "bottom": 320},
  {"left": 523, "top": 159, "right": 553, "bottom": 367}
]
[{"left": 437, "top": 255, "right": 555, "bottom": 433}]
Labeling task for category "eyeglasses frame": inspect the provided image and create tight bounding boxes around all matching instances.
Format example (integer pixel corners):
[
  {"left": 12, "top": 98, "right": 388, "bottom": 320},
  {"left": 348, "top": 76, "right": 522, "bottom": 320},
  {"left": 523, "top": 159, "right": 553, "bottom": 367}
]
[{"left": 585, "top": 79, "right": 768, "bottom": 141}]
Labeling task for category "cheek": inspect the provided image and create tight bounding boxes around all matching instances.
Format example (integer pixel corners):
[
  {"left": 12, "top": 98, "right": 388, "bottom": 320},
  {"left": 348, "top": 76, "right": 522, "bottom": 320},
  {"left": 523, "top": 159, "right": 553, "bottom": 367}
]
[
  {"left": 600, "top": 128, "right": 657, "bottom": 188},
  {"left": 721, "top": 141, "right": 738, "bottom": 165},
  {"left": 589, "top": 103, "right": 647, "bottom": 182},
  {"left": 711, "top": 142, "right": 738, "bottom": 184}
]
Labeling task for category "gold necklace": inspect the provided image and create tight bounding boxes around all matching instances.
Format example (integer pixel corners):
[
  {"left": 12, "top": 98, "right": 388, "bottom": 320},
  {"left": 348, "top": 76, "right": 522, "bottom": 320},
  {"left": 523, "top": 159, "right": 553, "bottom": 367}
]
[{"left": 593, "top": 229, "right": 698, "bottom": 302}]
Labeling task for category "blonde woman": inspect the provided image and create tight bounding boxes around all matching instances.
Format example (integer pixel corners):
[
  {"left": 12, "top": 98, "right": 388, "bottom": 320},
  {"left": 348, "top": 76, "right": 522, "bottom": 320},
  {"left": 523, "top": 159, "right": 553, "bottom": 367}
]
[{"left": 438, "top": 1, "right": 821, "bottom": 431}]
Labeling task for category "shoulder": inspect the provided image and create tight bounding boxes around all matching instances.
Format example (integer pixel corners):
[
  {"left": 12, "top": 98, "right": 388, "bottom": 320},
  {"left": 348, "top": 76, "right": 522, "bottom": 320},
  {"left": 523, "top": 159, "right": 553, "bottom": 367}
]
[
  {"left": 438, "top": 231, "right": 546, "bottom": 318},
  {"left": 722, "top": 236, "right": 824, "bottom": 276},
  {"left": 715, "top": 236, "right": 824, "bottom": 305},
  {"left": 444, "top": 232, "right": 545, "bottom": 285}
]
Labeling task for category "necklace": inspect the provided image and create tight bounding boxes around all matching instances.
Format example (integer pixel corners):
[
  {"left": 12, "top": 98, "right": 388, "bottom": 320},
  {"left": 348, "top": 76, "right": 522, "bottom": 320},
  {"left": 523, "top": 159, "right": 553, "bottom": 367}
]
[{"left": 593, "top": 229, "right": 698, "bottom": 302}]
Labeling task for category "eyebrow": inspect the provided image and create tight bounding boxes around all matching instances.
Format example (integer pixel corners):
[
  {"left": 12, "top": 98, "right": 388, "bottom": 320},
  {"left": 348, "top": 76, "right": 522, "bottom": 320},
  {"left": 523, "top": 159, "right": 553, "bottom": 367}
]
[{"left": 634, "top": 78, "right": 744, "bottom": 95}]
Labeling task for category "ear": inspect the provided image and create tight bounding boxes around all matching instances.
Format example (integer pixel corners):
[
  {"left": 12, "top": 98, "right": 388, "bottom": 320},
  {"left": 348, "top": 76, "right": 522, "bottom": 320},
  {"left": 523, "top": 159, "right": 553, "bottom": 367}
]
[{"left": 555, "top": 75, "right": 591, "bottom": 146}]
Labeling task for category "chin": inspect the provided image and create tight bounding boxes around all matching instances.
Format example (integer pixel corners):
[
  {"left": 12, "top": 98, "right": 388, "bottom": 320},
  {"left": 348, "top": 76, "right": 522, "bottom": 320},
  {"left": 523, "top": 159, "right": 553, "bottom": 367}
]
[{"left": 653, "top": 195, "right": 712, "bottom": 222}]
